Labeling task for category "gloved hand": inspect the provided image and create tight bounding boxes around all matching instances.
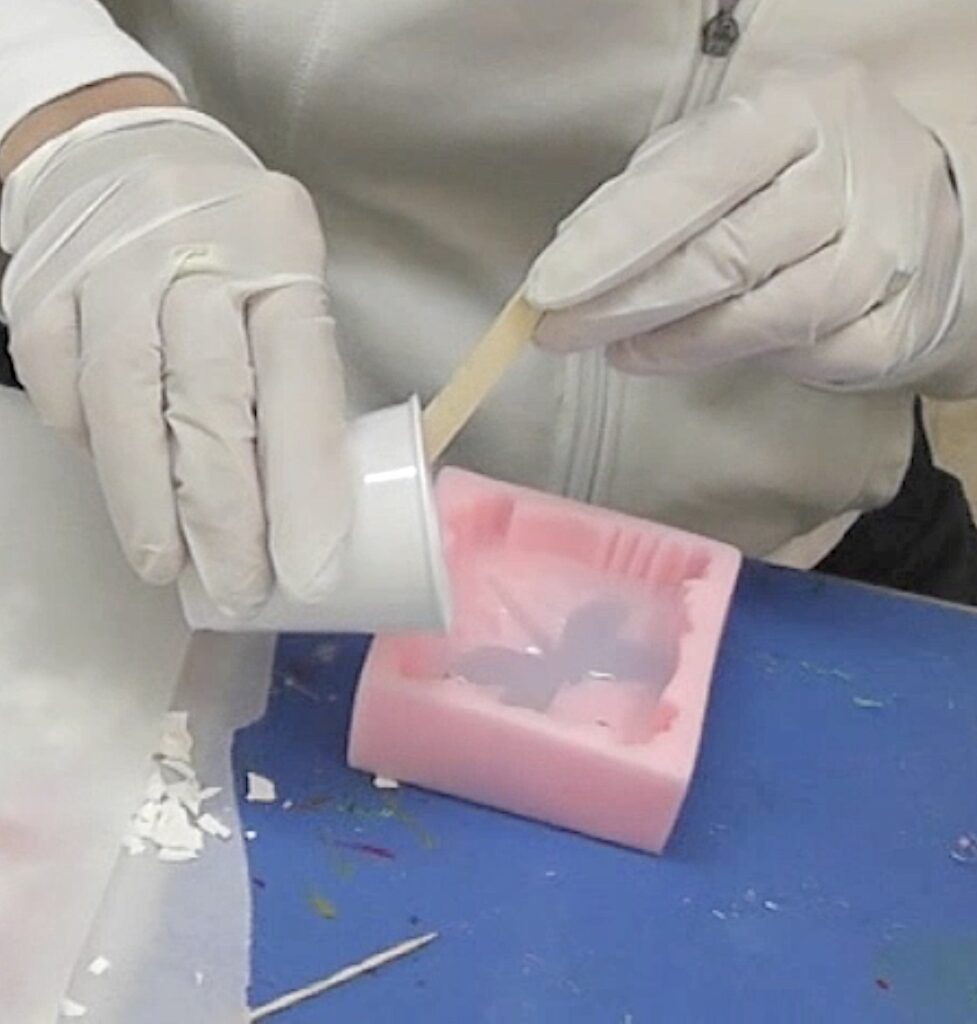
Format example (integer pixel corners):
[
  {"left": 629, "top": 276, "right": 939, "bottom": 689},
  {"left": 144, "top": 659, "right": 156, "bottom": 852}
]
[
  {"left": 527, "top": 61, "right": 964, "bottom": 390},
  {"left": 1, "top": 107, "right": 353, "bottom": 615}
]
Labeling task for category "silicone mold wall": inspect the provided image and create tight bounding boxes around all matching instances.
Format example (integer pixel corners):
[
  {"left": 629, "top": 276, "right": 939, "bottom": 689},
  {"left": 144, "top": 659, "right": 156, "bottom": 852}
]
[{"left": 348, "top": 470, "right": 741, "bottom": 853}]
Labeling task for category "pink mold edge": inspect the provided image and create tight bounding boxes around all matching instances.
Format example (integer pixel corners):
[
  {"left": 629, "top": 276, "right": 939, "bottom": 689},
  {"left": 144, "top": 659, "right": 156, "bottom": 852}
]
[{"left": 348, "top": 469, "right": 742, "bottom": 854}]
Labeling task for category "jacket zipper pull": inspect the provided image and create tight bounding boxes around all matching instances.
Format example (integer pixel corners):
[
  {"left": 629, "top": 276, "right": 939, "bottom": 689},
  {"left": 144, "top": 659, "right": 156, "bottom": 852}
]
[{"left": 701, "top": 2, "right": 741, "bottom": 57}]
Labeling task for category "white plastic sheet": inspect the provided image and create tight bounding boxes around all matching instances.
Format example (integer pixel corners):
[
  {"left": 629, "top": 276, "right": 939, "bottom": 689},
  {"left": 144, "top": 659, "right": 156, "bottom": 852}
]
[
  {"left": 67, "top": 633, "right": 273, "bottom": 1023},
  {"left": 0, "top": 389, "right": 269, "bottom": 1022}
]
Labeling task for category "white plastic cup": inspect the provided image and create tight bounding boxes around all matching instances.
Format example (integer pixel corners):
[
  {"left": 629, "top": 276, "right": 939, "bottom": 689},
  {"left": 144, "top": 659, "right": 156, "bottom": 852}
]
[{"left": 179, "top": 397, "right": 452, "bottom": 634}]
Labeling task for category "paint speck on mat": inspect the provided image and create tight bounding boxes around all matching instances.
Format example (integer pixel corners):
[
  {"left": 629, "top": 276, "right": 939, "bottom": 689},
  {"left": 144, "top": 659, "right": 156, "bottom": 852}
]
[
  {"left": 313, "top": 642, "right": 338, "bottom": 664},
  {"left": 310, "top": 891, "right": 338, "bottom": 919},
  {"left": 763, "top": 900, "right": 781, "bottom": 912},
  {"left": 335, "top": 840, "right": 396, "bottom": 860},
  {"left": 852, "top": 696, "right": 886, "bottom": 709},
  {"left": 244, "top": 829, "right": 258, "bottom": 841},
  {"left": 59, "top": 997, "right": 87, "bottom": 1018},
  {"left": 373, "top": 775, "right": 400, "bottom": 790},
  {"left": 87, "top": 956, "right": 111, "bottom": 977},
  {"left": 950, "top": 833, "right": 977, "bottom": 864},
  {"left": 246, "top": 772, "right": 277, "bottom": 803},
  {"left": 281, "top": 675, "right": 321, "bottom": 702}
]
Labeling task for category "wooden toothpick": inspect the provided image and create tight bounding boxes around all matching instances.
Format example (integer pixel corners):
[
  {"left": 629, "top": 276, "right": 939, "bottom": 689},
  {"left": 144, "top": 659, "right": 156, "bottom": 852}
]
[
  {"left": 422, "top": 293, "right": 541, "bottom": 462},
  {"left": 249, "top": 932, "right": 439, "bottom": 1021}
]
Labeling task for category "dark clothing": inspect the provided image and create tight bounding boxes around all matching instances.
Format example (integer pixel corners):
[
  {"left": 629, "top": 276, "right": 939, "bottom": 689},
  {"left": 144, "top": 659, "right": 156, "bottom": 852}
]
[
  {"left": 817, "top": 404, "right": 977, "bottom": 606},
  {"left": 0, "top": 321, "right": 16, "bottom": 390},
  {"left": 2, "top": 323, "right": 975, "bottom": 605}
]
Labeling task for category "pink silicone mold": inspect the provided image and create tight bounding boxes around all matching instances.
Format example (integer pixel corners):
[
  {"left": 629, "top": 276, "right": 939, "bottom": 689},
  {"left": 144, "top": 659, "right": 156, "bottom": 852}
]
[{"left": 348, "top": 469, "right": 741, "bottom": 853}]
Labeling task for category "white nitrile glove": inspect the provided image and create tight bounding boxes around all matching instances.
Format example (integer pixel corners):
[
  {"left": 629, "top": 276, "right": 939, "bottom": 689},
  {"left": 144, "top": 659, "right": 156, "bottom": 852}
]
[
  {"left": 1, "top": 108, "right": 353, "bottom": 615},
  {"left": 528, "top": 61, "right": 965, "bottom": 392}
]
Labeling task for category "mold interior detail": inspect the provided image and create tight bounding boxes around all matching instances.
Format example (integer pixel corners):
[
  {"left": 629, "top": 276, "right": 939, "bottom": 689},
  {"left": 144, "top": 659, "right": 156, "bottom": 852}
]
[{"left": 398, "top": 491, "right": 704, "bottom": 746}]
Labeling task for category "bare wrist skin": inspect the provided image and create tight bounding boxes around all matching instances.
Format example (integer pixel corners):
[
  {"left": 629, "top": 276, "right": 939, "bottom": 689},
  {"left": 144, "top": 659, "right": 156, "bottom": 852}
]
[{"left": 0, "top": 75, "right": 182, "bottom": 179}]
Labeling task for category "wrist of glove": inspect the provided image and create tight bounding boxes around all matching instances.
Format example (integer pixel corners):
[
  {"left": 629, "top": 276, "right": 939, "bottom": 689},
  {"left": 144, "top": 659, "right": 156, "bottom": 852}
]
[
  {"left": 527, "top": 59, "right": 965, "bottom": 393},
  {"left": 2, "top": 107, "right": 353, "bottom": 614}
]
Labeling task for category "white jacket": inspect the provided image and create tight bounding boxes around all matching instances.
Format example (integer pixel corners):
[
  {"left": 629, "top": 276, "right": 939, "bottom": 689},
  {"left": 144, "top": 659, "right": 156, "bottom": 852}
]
[{"left": 1, "top": 0, "right": 976, "bottom": 563}]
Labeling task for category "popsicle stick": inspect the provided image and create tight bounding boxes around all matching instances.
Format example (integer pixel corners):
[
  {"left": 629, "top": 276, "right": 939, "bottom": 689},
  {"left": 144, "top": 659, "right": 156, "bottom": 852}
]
[
  {"left": 249, "top": 932, "right": 439, "bottom": 1021},
  {"left": 422, "top": 292, "right": 542, "bottom": 461}
]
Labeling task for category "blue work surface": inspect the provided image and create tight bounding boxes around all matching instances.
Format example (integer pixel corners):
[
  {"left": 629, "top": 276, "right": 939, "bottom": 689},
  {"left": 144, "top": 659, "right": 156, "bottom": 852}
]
[{"left": 237, "top": 563, "right": 977, "bottom": 1023}]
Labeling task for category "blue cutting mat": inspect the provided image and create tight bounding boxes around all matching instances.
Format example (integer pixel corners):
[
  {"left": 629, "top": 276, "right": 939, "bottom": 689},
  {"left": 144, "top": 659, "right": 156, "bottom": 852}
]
[{"left": 238, "top": 563, "right": 977, "bottom": 1023}]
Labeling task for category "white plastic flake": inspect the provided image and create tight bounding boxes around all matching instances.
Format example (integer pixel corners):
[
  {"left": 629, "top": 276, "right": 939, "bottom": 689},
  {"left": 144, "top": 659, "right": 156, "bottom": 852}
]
[
  {"left": 145, "top": 769, "right": 166, "bottom": 803},
  {"left": 373, "top": 775, "right": 400, "bottom": 790},
  {"left": 87, "top": 956, "right": 111, "bottom": 977},
  {"left": 158, "top": 848, "right": 200, "bottom": 863},
  {"left": 245, "top": 772, "right": 277, "bottom": 803},
  {"left": 60, "top": 997, "right": 87, "bottom": 1018},
  {"left": 122, "top": 710, "right": 231, "bottom": 863},
  {"left": 198, "top": 813, "right": 232, "bottom": 840},
  {"left": 155, "top": 799, "right": 204, "bottom": 853}
]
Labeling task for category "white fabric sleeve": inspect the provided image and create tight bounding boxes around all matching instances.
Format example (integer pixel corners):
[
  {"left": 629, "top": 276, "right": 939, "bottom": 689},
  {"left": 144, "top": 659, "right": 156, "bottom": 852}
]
[{"left": 0, "top": 0, "right": 184, "bottom": 144}]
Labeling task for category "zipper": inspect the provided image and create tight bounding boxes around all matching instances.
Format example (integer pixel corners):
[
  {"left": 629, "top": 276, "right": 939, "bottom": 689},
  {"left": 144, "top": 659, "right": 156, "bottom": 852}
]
[{"left": 562, "top": 0, "right": 755, "bottom": 504}]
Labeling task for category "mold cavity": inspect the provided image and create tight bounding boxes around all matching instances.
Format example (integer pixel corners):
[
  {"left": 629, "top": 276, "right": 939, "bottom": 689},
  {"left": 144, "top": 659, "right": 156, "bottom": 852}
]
[
  {"left": 448, "top": 576, "right": 686, "bottom": 744},
  {"left": 403, "top": 488, "right": 702, "bottom": 746}
]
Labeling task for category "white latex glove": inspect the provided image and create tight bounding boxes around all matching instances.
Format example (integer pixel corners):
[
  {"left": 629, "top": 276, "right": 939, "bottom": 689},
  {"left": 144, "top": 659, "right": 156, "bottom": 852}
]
[
  {"left": 1, "top": 108, "right": 353, "bottom": 615},
  {"left": 528, "top": 61, "right": 965, "bottom": 391}
]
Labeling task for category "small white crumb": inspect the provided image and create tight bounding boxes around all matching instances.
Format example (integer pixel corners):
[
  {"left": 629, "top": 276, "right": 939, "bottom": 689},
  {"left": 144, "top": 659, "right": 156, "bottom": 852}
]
[
  {"left": 87, "top": 956, "right": 111, "bottom": 977},
  {"left": 59, "top": 997, "right": 87, "bottom": 1018},
  {"left": 711, "top": 909, "right": 727, "bottom": 921},
  {"left": 544, "top": 871, "right": 557, "bottom": 878},
  {"left": 159, "top": 711, "right": 193, "bottom": 762},
  {"left": 763, "top": 900, "right": 781, "bottom": 912},
  {"left": 194, "top": 971, "right": 205, "bottom": 987},
  {"left": 246, "top": 772, "right": 277, "bottom": 803},
  {"left": 198, "top": 813, "right": 232, "bottom": 840},
  {"left": 373, "top": 775, "right": 400, "bottom": 791},
  {"left": 244, "top": 829, "right": 258, "bottom": 841},
  {"left": 158, "top": 848, "right": 199, "bottom": 863},
  {"left": 282, "top": 799, "right": 294, "bottom": 810},
  {"left": 122, "top": 835, "right": 147, "bottom": 856},
  {"left": 199, "top": 786, "right": 222, "bottom": 802}
]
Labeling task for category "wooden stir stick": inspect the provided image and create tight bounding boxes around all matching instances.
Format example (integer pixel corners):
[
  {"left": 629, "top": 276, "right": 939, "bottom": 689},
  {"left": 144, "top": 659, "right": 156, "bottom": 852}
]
[{"left": 422, "top": 292, "right": 542, "bottom": 462}]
